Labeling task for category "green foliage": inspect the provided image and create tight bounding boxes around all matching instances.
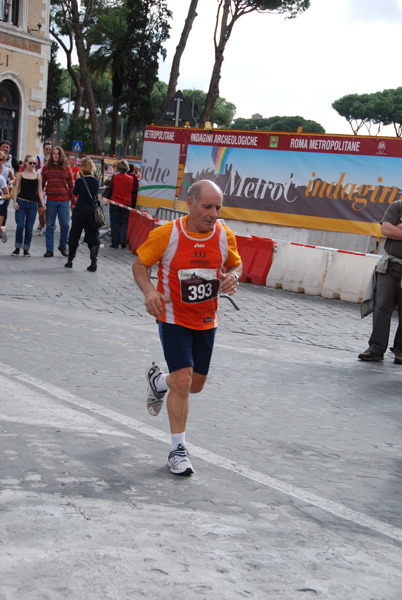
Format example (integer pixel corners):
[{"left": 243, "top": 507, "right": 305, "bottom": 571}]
[
  {"left": 85, "top": 0, "right": 172, "bottom": 149},
  {"left": 123, "top": 0, "right": 172, "bottom": 131},
  {"left": 87, "top": 5, "right": 129, "bottom": 100},
  {"left": 182, "top": 89, "right": 236, "bottom": 128},
  {"left": 246, "top": 0, "right": 310, "bottom": 18},
  {"left": 332, "top": 89, "right": 402, "bottom": 136},
  {"left": 62, "top": 116, "right": 94, "bottom": 153},
  {"left": 231, "top": 115, "right": 325, "bottom": 133},
  {"left": 150, "top": 81, "right": 169, "bottom": 122},
  {"left": 86, "top": 73, "right": 113, "bottom": 111},
  {"left": 332, "top": 94, "right": 370, "bottom": 134}
]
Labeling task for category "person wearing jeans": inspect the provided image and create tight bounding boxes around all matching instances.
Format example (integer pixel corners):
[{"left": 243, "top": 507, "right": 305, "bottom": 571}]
[
  {"left": 45, "top": 200, "right": 70, "bottom": 253},
  {"left": 40, "top": 146, "right": 74, "bottom": 257},
  {"left": 12, "top": 155, "right": 44, "bottom": 256}
]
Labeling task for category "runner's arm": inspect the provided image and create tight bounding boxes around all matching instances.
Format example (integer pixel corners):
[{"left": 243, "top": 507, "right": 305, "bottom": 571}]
[
  {"left": 132, "top": 257, "right": 171, "bottom": 318},
  {"left": 12, "top": 174, "right": 20, "bottom": 207}
]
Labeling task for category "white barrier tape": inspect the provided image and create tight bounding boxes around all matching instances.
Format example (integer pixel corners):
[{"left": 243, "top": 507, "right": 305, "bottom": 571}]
[{"left": 270, "top": 238, "right": 380, "bottom": 258}]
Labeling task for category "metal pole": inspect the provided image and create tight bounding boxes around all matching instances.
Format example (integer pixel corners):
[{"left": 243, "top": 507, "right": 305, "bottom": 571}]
[{"left": 174, "top": 98, "right": 182, "bottom": 127}]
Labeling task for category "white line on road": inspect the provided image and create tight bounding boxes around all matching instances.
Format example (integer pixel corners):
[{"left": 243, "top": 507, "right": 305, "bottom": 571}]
[{"left": 1, "top": 360, "right": 401, "bottom": 544}]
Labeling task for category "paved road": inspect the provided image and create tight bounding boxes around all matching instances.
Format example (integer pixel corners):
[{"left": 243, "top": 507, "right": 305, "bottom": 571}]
[{"left": 1, "top": 215, "right": 402, "bottom": 600}]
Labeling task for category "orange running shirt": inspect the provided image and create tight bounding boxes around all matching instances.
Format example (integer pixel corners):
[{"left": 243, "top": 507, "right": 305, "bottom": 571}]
[{"left": 137, "top": 216, "right": 242, "bottom": 330}]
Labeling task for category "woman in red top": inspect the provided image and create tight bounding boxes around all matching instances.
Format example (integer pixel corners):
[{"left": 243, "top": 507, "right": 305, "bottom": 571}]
[
  {"left": 41, "top": 146, "right": 74, "bottom": 257},
  {"left": 109, "top": 160, "right": 134, "bottom": 249}
]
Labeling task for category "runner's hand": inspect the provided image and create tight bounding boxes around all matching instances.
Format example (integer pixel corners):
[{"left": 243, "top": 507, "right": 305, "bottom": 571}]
[
  {"left": 219, "top": 272, "right": 238, "bottom": 295},
  {"left": 144, "top": 288, "right": 171, "bottom": 318}
]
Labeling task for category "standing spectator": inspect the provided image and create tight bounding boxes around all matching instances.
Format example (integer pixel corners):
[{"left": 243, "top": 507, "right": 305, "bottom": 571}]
[
  {"left": 133, "top": 164, "right": 141, "bottom": 180},
  {"left": 127, "top": 163, "right": 139, "bottom": 209},
  {"left": 359, "top": 199, "right": 402, "bottom": 364},
  {"left": 67, "top": 153, "right": 82, "bottom": 181},
  {"left": 35, "top": 140, "right": 52, "bottom": 172},
  {"left": 0, "top": 159, "right": 11, "bottom": 242},
  {"left": 11, "top": 155, "right": 44, "bottom": 256},
  {"left": 67, "top": 153, "right": 82, "bottom": 211},
  {"left": 41, "top": 146, "right": 74, "bottom": 257},
  {"left": 0, "top": 150, "right": 15, "bottom": 242},
  {"left": 36, "top": 141, "right": 52, "bottom": 235},
  {"left": 0, "top": 139, "right": 19, "bottom": 174},
  {"left": 109, "top": 160, "right": 134, "bottom": 249},
  {"left": 65, "top": 156, "right": 101, "bottom": 272}
]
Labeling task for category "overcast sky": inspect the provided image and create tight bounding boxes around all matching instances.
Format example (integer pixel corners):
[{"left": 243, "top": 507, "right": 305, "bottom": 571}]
[{"left": 157, "top": 0, "right": 402, "bottom": 136}]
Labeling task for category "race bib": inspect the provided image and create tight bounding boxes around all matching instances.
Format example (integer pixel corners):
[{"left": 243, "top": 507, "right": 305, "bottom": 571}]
[{"left": 178, "top": 269, "right": 220, "bottom": 304}]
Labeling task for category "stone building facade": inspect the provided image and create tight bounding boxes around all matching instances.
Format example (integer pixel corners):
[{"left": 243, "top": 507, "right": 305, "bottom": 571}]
[{"left": 0, "top": 0, "right": 51, "bottom": 162}]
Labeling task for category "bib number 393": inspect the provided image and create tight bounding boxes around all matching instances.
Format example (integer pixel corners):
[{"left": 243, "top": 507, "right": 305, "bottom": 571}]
[{"left": 179, "top": 269, "right": 220, "bottom": 304}]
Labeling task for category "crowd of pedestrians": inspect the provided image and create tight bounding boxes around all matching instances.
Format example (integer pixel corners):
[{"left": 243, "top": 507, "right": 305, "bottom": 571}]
[{"left": 0, "top": 139, "right": 140, "bottom": 271}]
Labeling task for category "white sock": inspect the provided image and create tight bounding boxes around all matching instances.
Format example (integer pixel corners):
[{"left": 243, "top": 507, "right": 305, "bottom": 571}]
[
  {"left": 171, "top": 432, "right": 186, "bottom": 450},
  {"left": 154, "top": 373, "right": 169, "bottom": 392}
]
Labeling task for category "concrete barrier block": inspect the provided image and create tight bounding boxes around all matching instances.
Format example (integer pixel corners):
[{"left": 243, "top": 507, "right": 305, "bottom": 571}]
[
  {"left": 321, "top": 252, "right": 379, "bottom": 303},
  {"left": 266, "top": 242, "right": 329, "bottom": 295}
]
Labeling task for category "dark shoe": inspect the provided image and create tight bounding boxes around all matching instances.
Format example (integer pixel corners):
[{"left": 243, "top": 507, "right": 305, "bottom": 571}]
[
  {"left": 64, "top": 260, "right": 73, "bottom": 268},
  {"left": 44, "top": 251, "right": 54, "bottom": 257},
  {"left": 11, "top": 248, "right": 20, "bottom": 256},
  {"left": 23, "top": 249, "right": 31, "bottom": 257},
  {"left": 58, "top": 247, "right": 68, "bottom": 257},
  {"left": 87, "top": 263, "right": 97, "bottom": 272},
  {"left": 394, "top": 356, "right": 402, "bottom": 364},
  {"left": 358, "top": 351, "right": 384, "bottom": 362},
  {"left": 110, "top": 244, "right": 118, "bottom": 248},
  {"left": 120, "top": 243, "right": 127, "bottom": 249}
]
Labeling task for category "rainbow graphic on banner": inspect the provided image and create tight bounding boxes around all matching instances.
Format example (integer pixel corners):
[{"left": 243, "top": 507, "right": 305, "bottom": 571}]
[{"left": 212, "top": 146, "right": 231, "bottom": 175}]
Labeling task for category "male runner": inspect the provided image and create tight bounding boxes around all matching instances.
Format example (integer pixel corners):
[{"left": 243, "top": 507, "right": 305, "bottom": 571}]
[{"left": 132, "top": 180, "right": 242, "bottom": 476}]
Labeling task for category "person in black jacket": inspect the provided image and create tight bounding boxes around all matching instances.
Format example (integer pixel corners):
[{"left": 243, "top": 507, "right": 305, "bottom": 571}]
[{"left": 65, "top": 156, "right": 101, "bottom": 272}]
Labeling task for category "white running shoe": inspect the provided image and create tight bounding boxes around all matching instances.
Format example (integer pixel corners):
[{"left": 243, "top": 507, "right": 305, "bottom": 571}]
[
  {"left": 1, "top": 227, "right": 7, "bottom": 243},
  {"left": 145, "top": 362, "right": 167, "bottom": 416},
  {"left": 167, "top": 444, "right": 194, "bottom": 476}
]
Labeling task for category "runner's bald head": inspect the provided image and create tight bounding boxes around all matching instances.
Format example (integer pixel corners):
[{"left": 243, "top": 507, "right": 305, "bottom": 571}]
[{"left": 188, "top": 180, "right": 223, "bottom": 205}]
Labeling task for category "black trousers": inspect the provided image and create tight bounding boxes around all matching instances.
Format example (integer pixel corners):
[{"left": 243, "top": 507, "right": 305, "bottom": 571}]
[{"left": 68, "top": 204, "right": 99, "bottom": 257}]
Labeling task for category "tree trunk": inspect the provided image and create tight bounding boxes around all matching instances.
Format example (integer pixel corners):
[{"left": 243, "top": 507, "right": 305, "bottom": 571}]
[
  {"left": 200, "top": 0, "right": 233, "bottom": 128},
  {"left": 72, "top": 82, "right": 83, "bottom": 119},
  {"left": 110, "top": 98, "right": 119, "bottom": 155},
  {"left": 70, "top": 0, "right": 101, "bottom": 154},
  {"left": 50, "top": 28, "right": 83, "bottom": 118},
  {"left": 200, "top": 45, "right": 225, "bottom": 128},
  {"left": 100, "top": 107, "right": 107, "bottom": 149},
  {"left": 123, "top": 123, "right": 134, "bottom": 156},
  {"left": 166, "top": 0, "right": 198, "bottom": 105}
]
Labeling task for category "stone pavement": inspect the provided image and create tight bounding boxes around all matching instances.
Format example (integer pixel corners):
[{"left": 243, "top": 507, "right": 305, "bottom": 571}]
[{"left": 1, "top": 214, "right": 402, "bottom": 600}]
